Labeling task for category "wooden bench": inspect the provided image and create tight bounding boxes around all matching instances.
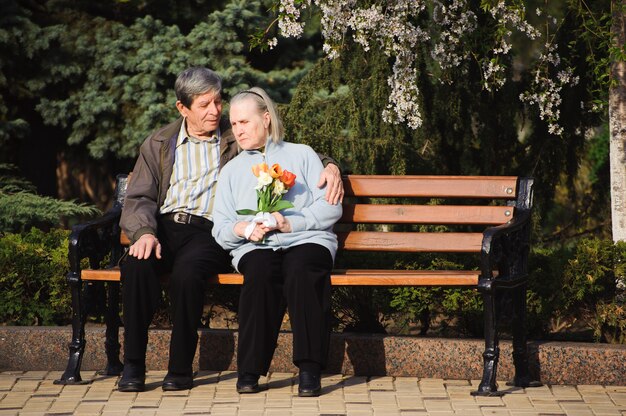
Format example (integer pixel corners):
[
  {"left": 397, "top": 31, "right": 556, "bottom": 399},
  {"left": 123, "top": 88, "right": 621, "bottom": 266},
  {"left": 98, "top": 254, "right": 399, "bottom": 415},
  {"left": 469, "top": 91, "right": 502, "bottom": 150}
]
[{"left": 55, "top": 174, "right": 536, "bottom": 396}]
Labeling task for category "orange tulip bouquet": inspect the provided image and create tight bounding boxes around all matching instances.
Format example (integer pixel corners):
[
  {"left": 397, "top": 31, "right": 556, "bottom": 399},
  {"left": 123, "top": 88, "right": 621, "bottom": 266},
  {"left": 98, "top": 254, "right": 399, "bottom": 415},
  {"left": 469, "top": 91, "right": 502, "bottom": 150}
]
[{"left": 237, "top": 162, "right": 296, "bottom": 238}]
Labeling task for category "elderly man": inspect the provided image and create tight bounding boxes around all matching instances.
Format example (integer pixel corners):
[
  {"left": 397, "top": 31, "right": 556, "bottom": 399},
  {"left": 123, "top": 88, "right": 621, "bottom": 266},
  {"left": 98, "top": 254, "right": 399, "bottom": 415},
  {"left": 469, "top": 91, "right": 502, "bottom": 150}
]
[{"left": 118, "top": 67, "right": 343, "bottom": 392}]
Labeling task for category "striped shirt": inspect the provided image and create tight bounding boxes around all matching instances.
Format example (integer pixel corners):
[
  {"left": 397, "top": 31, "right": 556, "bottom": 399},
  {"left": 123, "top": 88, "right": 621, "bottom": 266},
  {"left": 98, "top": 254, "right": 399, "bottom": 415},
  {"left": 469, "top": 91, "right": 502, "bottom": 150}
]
[{"left": 160, "top": 119, "right": 221, "bottom": 220}]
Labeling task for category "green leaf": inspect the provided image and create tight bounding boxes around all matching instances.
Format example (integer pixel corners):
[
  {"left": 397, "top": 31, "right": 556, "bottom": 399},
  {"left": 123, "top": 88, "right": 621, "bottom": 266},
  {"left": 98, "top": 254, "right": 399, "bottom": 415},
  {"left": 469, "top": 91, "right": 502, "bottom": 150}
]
[
  {"left": 270, "top": 200, "right": 294, "bottom": 212},
  {"left": 236, "top": 209, "right": 258, "bottom": 215}
]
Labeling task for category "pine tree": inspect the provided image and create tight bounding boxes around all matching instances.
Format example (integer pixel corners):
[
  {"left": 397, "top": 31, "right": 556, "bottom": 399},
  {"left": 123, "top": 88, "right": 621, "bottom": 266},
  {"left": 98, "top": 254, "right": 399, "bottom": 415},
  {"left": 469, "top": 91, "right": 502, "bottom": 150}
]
[{"left": 0, "top": 165, "right": 99, "bottom": 232}]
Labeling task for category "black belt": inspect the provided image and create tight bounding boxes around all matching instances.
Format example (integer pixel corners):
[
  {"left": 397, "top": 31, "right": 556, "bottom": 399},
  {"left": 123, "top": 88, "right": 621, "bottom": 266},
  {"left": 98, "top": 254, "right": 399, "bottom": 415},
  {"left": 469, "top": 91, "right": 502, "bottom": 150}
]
[{"left": 162, "top": 212, "right": 212, "bottom": 226}]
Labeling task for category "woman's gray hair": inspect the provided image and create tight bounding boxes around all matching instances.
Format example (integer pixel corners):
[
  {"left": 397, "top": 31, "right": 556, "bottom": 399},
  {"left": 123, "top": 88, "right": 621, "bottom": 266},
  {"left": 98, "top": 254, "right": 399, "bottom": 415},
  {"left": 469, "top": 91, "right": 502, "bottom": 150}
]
[
  {"left": 230, "top": 87, "right": 284, "bottom": 143},
  {"left": 175, "top": 67, "right": 222, "bottom": 108}
]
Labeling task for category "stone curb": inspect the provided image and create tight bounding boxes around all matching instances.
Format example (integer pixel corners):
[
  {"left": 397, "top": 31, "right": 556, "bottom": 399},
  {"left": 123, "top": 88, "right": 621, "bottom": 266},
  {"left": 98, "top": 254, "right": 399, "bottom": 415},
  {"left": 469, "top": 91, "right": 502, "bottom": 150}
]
[{"left": 0, "top": 327, "right": 624, "bottom": 386}]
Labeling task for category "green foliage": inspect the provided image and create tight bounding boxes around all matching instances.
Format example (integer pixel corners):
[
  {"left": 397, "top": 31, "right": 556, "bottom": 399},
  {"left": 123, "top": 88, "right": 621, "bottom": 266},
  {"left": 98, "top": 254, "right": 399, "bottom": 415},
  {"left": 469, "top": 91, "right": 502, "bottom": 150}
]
[
  {"left": 36, "top": 7, "right": 241, "bottom": 159},
  {"left": 0, "top": 0, "right": 58, "bottom": 148},
  {"left": 284, "top": 42, "right": 430, "bottom": 175},
  {"left": 594, "top": 302, "right": 626, "bottom": 344},
  {"left": 0, "top": 192, "right": 98, "bottom": 233},
  {"left": 524, "top": 245, "right": 571, "bottom": 335},
  {"left": 330, "top": 237, "right": 626, "bottom": 343},
  {"left": 0, "top": 228, "right": 71, "bottom": 325},
  {"left": 0, "top": 224, "right": 622, "bottom": 344},
  {"left": 568, "top": 0, "right": 613, "bottom": 106},
  {"left": 562, "top": 238, "right": 616, "bottom": 310},
  {"left": 0, "top": 165, "right": 99, "bottom": 233},
  {"left": 526, "top": 238, "right": 625, "bottom": 341},
  {"left": 592, "top": 241, "right": 626, "bottom": 343},
  {"left": 522, "top": 5, "right": 607, "bottom": 229},
  {"left": 440, "top": 288, "right": 484, "bottom": 336},
  {"left": 332, "top": 287, "right": 394, "bottom": 334},
  {"left": 1, "top": 0, "right": 314, "bottom": 162},
  {"left": 331, "top": 252, "right": 402, "bottom": 333},
  {"left": 390, "top": 287, "right": 442, "bottom": 328},
  {"left": 388, "top": 257, "right": 483, "bottom": 337},
  {"left": 536, "top": 122, "right": 612, "bottom": 243}
]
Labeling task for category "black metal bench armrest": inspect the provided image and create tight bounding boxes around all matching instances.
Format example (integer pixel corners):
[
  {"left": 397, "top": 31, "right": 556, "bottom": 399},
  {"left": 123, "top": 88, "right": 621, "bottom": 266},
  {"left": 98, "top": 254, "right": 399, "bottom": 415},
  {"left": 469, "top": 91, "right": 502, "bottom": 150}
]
[
  {"left": 480, "top": 209, "right": 532, "bottom": 287},
  {"left": 66, "top": 174, "right": 129, "bottom": 284},
  {"left": 67, "top": 207, "right": 123, "bottom": 284}
]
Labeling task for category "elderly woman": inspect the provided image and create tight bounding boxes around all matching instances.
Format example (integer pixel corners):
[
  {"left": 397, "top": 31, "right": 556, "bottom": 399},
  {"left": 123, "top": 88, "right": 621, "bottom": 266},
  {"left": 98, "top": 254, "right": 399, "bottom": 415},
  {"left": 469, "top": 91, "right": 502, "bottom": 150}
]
[{"left": 212, "top": 87, "right": 342, "bottom": 397}]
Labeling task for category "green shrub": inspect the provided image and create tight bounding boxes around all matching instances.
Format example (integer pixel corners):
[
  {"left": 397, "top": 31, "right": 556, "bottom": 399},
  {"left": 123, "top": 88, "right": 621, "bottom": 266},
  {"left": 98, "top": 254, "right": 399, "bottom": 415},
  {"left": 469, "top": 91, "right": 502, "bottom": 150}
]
[
  {"left": 526, "top": 245, "right": 572, "bottom": 336},
  {"left": 389, "top": 256, "right": 482, "bottom": 337},
  {"left": 562, "top": 238, "right": 617, "bottom": 311},
  {"left": 383, "top": 238, "right": 626, "bottom": 343},
  {"left": 592, "top": 241, "right": 626, "bottom": 343},
  {"left": 0, "top": 164, "right": 100, "bottom": 233},
  {"left": 390, "top": 287, "right": 443, "bottom": 334},
  {"left": 440, "top": 288, "right": 483, "bottom": 337},
  {"left": 526, "top": 238, "right": 625, "bottom": 342},
  {"left": 594, "top": 302, "right": 626, "bottom": 343},
  {"left": 331, "top": 251, "right": 400, "bottom": 333},
  {"left": 0, "top": 228, "right": 71, "bottom": 325}
]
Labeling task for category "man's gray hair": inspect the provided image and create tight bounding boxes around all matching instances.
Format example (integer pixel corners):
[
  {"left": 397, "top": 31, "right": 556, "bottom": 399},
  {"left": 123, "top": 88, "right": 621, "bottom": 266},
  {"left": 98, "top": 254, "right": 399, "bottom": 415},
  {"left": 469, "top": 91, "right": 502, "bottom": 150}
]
[{"left": 175, "top": 67, "right": 222, "bottom": 108}]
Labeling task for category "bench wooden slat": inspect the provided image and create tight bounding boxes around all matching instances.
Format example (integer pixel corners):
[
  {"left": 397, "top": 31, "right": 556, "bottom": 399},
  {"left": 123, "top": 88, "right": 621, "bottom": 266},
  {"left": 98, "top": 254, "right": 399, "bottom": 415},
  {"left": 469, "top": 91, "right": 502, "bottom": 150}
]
[
  {"left": 122, "top": 228, "right": 490, "bottom": 250},
  {"left": 105, "top": 232, "right": 488, "bottom": 255},
  {"left": 340, "top": 205, "right": 513, "bottom": 225},
  {"left": 328, "top": 270, "right": 480, "bottom": 285},
  {"left": 82, "top": 269, "right": 121, "bottom": 281},
  {"left": 344, "top": 175, "right": 518, "bottom": 198},
  {"left": 338, "top": 231, "right": 483, "bottom": 252},
  {"left": 81, "top": 268, "right": 480, "bottom": 286}
]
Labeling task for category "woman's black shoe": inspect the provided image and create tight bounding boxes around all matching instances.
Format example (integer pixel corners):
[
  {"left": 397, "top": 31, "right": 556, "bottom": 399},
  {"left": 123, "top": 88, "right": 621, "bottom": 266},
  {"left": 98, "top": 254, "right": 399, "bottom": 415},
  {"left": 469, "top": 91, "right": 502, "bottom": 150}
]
[
  {"left": 236, "top": 373, "right": 260, "bottom": 393},
  {"left": 298, "top": 371, "right": 321, "bottom": 397},
  {"left": 162, "top": 374, "right": 194, "bottom": 391},
  {"left": 118, "top": 361, "right": 146, "bottom": 392},
  {"left": 118, "top": 376, "right": 145, "bottom": 392}
]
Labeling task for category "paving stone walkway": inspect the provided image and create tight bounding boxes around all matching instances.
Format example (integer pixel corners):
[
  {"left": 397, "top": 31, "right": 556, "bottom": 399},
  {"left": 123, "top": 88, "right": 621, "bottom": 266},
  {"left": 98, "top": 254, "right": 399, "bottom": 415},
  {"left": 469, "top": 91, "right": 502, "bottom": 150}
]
[{"left": 0, "top": 370, "right": 625, "bottom": 415}]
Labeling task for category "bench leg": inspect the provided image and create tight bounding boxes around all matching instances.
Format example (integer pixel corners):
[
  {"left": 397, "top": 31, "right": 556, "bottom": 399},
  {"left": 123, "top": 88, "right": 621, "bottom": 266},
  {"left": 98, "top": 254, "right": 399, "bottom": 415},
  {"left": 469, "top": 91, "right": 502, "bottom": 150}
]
[
  {"left": 472, "top": 288, "right": 502, "bottom": 396},
  {"left": 102, "top": 281, "right": 123, "bottom": 376},
  {"left": 508, "top": 284, "right": 542, "bottom": 388},
  {"left": 55, "top": 275, "right": 90, "bottom": 385}
]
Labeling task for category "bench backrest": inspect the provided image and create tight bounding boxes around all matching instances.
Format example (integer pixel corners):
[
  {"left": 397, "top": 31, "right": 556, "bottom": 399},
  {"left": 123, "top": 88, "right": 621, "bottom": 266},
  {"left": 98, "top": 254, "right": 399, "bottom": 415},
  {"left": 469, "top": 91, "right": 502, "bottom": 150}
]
[
  {"left": 338, "top": 175, "right": 531, "bottom": 253},
  {"left": 114, "top": 174, "right": 533, "bottom": 255}
]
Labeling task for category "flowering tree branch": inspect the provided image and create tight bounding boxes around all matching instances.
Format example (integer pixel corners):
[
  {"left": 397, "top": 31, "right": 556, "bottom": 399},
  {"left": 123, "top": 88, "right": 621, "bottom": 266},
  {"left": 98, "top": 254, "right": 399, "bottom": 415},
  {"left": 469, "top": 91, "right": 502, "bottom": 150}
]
[{"left": 260, "top": 0, "right": 581, "bottom": 136}]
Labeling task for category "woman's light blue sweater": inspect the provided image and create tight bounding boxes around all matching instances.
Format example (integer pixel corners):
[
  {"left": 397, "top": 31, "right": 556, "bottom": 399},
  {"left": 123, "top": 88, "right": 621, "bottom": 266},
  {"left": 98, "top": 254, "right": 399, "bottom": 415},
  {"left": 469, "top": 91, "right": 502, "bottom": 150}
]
[{"left": 212, "top": 139, "right": 343, "bottom": 271}]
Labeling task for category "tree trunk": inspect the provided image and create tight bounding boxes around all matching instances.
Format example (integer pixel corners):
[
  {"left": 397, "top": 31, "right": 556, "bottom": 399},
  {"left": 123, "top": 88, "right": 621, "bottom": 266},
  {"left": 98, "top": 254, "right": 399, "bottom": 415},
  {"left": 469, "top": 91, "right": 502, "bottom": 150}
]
[
  {"left": 56, "top": 151, "right": 118, "bottom": 211},
  {"left": 609, "top": 0, "right": 626, "bottom": 242}
]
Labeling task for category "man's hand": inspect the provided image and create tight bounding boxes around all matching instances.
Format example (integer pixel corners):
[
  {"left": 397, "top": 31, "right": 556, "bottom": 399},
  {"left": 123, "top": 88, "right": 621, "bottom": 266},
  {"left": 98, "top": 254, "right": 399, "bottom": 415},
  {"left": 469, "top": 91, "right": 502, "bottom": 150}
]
[
  {"left": 129, "top": 234, "right": 161, "bottom": 260},
  {"left": 317, "top": 163, "right": 344, "bottom": 204}
]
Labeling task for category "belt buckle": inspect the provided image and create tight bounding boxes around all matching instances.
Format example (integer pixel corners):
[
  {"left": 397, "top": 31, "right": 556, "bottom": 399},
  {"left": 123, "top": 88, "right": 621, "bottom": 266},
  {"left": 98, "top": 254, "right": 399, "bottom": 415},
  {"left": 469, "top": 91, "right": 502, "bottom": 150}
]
[{"left": 173, "top": 212, "right": 189, "bottom": 224}]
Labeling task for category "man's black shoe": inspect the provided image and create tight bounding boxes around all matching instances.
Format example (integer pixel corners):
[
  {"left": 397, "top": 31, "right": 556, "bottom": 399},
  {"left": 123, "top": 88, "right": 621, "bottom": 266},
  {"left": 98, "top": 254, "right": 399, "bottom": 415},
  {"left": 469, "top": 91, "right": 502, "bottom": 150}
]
[
  {"left": 118, "top": 376, "right": 145, "bottom": 392},
  {"left": 298, "top": 371, "right": 321, "bottom": 397},
  {"left": 236, "top": 372, "right": 260, "bottom": 394},
  {"left": 162, "top": 375, "right": 194, "bottom": 391}
]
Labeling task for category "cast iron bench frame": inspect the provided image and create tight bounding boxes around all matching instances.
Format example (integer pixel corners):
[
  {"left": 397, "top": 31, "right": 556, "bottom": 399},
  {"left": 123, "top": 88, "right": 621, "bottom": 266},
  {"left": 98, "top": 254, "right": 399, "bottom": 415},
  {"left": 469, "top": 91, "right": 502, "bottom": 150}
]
[{"left": 55, "top": 174, "right": 536, "bottom": 396}]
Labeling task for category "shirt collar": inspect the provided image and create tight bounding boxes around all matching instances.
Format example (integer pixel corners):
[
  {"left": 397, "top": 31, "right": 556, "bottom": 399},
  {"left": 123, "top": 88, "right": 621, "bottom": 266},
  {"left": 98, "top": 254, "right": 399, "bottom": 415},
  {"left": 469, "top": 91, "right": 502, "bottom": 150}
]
[{"left": 177, "top": 118, "right": 220, "bottom": 147}]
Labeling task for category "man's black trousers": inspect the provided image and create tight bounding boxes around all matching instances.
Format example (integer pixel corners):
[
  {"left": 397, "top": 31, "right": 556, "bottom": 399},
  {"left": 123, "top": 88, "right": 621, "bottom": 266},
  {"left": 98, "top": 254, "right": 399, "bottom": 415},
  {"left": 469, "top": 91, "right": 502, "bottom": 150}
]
[{"left": 120, "top": 217, "right": 232, "bottom": 376}]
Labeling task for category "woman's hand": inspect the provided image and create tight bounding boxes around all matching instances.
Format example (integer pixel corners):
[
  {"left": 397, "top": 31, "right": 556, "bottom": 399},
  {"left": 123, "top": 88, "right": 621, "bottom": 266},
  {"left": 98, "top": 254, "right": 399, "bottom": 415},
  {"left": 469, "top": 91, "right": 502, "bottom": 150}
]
[
  {"left": 234, "top": 221, "right": 270, "bottom": 242},
  {"left": 271, "top": 212, "right": 292, "bottom": 233}
]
